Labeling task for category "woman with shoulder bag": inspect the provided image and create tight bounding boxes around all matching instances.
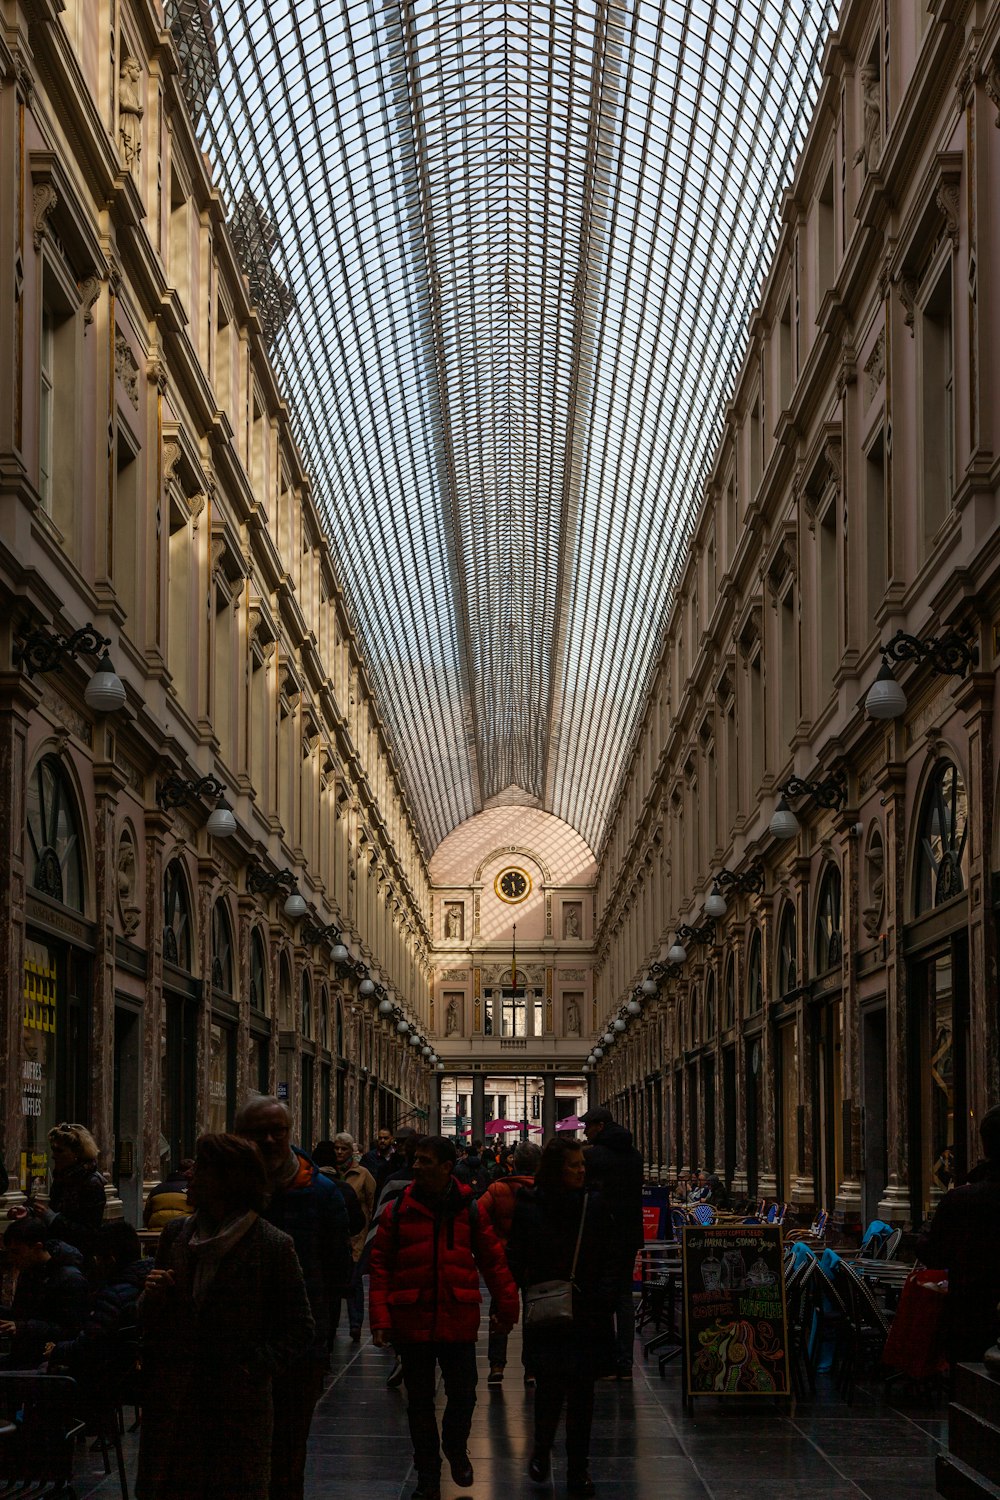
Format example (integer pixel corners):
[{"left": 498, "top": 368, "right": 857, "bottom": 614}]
[{"left": 507, "top": 1136, "right": 616, "bottom": 1496}]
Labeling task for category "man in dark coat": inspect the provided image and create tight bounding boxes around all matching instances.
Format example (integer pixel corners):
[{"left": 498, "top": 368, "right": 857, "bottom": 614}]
[
  {"left": 918, "top": 1103, "right": 1000, "bottom": 1367},
  {"left": 360, "top": 1126, "right": 396, "bottom": 1191},
  {"left": 581, "top": 1106, "right": 644, "bottom": 1377},
  {"left": 370, "top": 1135, "right": 519, "bottom": 1500},
  {"left": 236, "top": 1095, "right": 351, "bottom": 1500},
  {"left": 0, "top": 1218, "right": 88, "bottom": 1366}
]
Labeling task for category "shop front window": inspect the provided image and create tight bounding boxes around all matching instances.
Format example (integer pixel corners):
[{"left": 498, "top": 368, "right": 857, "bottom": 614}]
[
  {"left": 746, "top": 930, "right": 763, "bottom": 1014},
  {"left": 163, "top": 862, "right": 192, "bottom": 969},
  {"left": 814, "top": 864, "right": 843, "bottom": 974},
  {"left": 915, "top": 761, "right": 968, "bottom": 914},
  {"left": 777, "top": 904, "right": 797, "bottom": 995},
  {"left": 722, "top": 955, "right": 735, "bottom": 1029},
  {"left": 211, "top": 901, "right": 234, "bottom": 995},
  {"left": 249, "top": 930, "right": 268, "bottom": 1014},
  {"left": 27, "top": 757, "right": 83, "bottom": 912},
  {"left": 208, "top": 1021, "right": 235, "bottom": 1134},
  {"left": 21, "top": 937, "right": 59, "bottom": 1193}
]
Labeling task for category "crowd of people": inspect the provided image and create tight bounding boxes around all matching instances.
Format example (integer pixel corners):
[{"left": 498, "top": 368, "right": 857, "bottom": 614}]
[{"left": 1, "top": 1100, "right": 998, "bottom": 1499}]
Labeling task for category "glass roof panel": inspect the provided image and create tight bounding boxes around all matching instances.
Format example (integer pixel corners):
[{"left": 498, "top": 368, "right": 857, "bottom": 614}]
[{"left": 179, "top": 0, "right": 836, "bottom": 854}]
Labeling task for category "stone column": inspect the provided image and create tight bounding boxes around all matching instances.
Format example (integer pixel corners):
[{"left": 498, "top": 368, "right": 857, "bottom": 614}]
[
  {"left": 428, "top": 1071, "right": 442, "bottom": 1134},
  {"left": 836, "top": 810, "right": 863, "bottom": 1229},
  {"left": 141, "top": 805, "right": 170, "bottom": 1198},
  {"left": 471, "top": 1072, "right": 486, "bottom": 1144},
  {"left": 0, "top": 671, "right": 40, "bottom": 1204},
  {"left": 92, "top": 743, "right": 125, "bottom": 1219},
  {"left": 542, "top": 1073, "right": 556, "bottom": 1140},
  {"left": 790, "top": 854, "right": 815, "bottom": 1209},
  {"left": 876, "top": 756, "right": 911, "bottom": 1225},
  {"left": 755, "top": 902, "right": 778, "bottom": 1200},
  {"left": 586, "top": 1070, "right": 598, "bottom": 1111}
]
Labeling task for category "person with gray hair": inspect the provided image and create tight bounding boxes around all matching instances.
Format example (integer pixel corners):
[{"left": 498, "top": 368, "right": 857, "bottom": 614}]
[
  {"left": 478, "top": 1139, "right": 542, "bottom": 1386},
  {"left": 235, "top": 1095, "right": 350, "bottom": 1500},
  {"left": 312, "top": 1132, "right": 376, "bottom": 1339}
]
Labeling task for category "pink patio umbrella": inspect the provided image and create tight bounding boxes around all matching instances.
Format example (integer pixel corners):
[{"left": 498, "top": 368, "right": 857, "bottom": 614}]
[
  {"left": 555, "top": 1115, "right": 583, "bottom": 1133},
  {"left": 484, "top": 1119, "right": 521, "bottom": 1136}
]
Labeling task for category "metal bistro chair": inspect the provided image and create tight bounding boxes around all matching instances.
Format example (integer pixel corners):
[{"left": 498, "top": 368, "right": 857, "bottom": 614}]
[{"left": 0, "top": 1372, "right": 85, "bottom": 1496}]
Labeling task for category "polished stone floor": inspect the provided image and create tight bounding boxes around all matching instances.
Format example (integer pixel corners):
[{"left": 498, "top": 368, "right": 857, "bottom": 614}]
[{"left": 75, "top": 1319, "right": 946, "bottom": 1499}]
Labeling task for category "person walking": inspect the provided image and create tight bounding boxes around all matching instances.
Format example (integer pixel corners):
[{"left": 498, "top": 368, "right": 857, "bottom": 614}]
[
  {"left": 316, "top": 1133, "right": 376, "bottom": 1340},
  {"left": 478, "top": 1139, "right": 541, "bottom": 1386},
  {"left": 235, "top": 1095, "right": 351, "bottom": 1500},
  {"left": 580, "top": 1105, "right": 643, "bottom": 1377},
  {"left": 918, "top": 1103, "right": 1000, "bottom": 1366},
  {"left": 136, "top": 1133, "right": 314, "bottom": 1500},
  {"left": 453, "top": 1139, "right": 490, "bottom": 1198},
  {"left": 369, "top": 1135, "right": 519, "bottom": 1500},
  {"left": 364, "top": 1131, "right": 424, "bottom": 1386},
  {"left": 31, "top": 1123, "right": 106, "bottom": 1259},
  {"left": 360, "top": 1127, "right": 396, "bottom": 1192},
  {"left": 507, "top": 1136, "right": 615, "bottom": 1497}
]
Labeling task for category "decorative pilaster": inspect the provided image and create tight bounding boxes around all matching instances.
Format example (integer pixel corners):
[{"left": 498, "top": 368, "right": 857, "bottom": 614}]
[{"left": 876, "top": 755, "right": 911, "bottom": 1226}]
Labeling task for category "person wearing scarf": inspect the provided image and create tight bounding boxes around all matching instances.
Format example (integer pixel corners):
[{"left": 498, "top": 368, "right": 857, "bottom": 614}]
[{"left": 136, "top": 1133, "right": 314, "bottom": 1500}]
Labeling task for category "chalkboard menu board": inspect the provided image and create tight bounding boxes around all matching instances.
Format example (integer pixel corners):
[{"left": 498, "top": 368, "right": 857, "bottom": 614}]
[{"left": 681, "top": 1224, "right": 790, "bottom": 1397}]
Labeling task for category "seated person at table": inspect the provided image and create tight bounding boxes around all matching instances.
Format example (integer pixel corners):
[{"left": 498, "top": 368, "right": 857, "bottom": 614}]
[
  {"left": 46, "top": 1220, "right": 153, "bottom": 1395},
  {"left": 0, "top": 1218, "right": 88, "bottom": 1367}
]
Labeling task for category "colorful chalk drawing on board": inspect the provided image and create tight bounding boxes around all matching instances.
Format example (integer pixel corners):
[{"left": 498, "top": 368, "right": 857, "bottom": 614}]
[
  {"left": 692, "top": 1315, "right": 786, "bottom": 1393},
  {"left": 681, "top": 1224, "right": 790, "bottom": 1397}
]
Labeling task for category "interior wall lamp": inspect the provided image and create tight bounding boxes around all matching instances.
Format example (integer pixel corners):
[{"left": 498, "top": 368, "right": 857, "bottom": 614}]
[
  {"left": 865, "top": 627, "right": 978, "bottom": 720},
  {"left": 769, "top": 769, "right": 847, "bottom": 839},
  {"left": 156, "top": 771, "right": 237, "bottom": 838},
  {"left": 15, "top": 621, "right": 126, "bottom": 712},
  {"left": 703, "top": 857, "right": 765, "bottom": 916},
  {"left": 301, "top": 918, "right": 342, "bottom": 947},
  {"left": 247, "top": 859, "right": 306, "bottom": 918}
]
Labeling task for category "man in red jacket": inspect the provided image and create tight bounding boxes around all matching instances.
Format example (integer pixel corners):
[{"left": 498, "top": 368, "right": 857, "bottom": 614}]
[{"left": 370, "top": 1135, "right": 519, "bottom": 1500}]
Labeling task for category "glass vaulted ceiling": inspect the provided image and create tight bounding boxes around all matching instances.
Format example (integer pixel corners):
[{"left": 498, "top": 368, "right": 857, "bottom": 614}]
[{"left": 194, "top": 0, "right": 836, "bottom": 855}]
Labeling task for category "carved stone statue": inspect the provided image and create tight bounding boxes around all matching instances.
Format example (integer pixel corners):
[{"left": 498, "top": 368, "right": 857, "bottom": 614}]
[
  {"left": 445, "top": 998, "right": 459, "bottom": 1036},
  {"left": 563, "top": 903, "right": 581, "bottom": 939},
  {"left": 854, "top": 64, "right": 881, "bottom": 174},
  {"left": 444, "top": 903, "right": 464, "bottom": 940},
  {"left": 116, "top": 836, "right": 141, "bottom": 938},
  {"left": 119, "top": 57, "right": 144, "bottom": 169},
  {"left": 565, "top": 998, "right": 581, "bottom": 1037}
]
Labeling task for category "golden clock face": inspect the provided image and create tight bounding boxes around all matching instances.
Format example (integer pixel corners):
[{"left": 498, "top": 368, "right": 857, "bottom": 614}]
[{"left": 495, "top": 867, "right": 531, "bottom": 903}]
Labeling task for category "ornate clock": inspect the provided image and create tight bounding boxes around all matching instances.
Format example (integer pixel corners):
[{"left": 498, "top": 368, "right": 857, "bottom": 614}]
[{"left": 495, "top": 867, "right": 531, "bottom": 903}]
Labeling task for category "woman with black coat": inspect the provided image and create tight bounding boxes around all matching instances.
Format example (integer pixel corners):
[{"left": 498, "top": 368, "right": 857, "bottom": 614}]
[{"left": 507, "top": 1136, "right": 616, "bottom": 1497}]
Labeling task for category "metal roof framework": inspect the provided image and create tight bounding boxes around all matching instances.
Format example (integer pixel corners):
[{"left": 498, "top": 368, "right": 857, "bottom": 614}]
[{"left": 187, "top": 0, "right": 836, "bottom": 855}]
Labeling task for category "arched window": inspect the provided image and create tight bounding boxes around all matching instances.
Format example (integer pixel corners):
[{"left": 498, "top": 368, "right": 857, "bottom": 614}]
[
  {"left": 278, "top": 957, "right": 293, "bottom": 1028},
  {"left": 776, "top": 904, "right": 797, "bottom": 996},
  {"left": 814, "top": 864, "right": 843, "bottom": 974},
  {"left": 249, "top": 930, "right": 268, "bottom": 1013},
  {"left": 26, "top": 756, "right": 83, "bottom": 911},
  {"left": 163, "top": 860, "right": 193, "bottom": 969},
  {"left": 746, "top": 929, "right": 763, "bottom": 1014},
  {"left": 722, "top": 955, "right": 736, "bottom": 1030},
  {"left": 301, "top": 971, "right": 313, "bottom": 1039},
  {"left": 689, "top": 985, "right": 700, "bottom": 1048},
  {"left": 704, "top": 972, "right": 716, "bottom": 1040},
  {"left": 211, "top": 900, "right": 234, "bottom": 995},
  {"left": 319, "top": 987, "right": 330, "bottom": 1050},
  {"left": 336, "top": 999, "right": 344, "bottom": 1057},
  {"left": 915, "top": 760, "right": 969, "bottom": 914}
]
